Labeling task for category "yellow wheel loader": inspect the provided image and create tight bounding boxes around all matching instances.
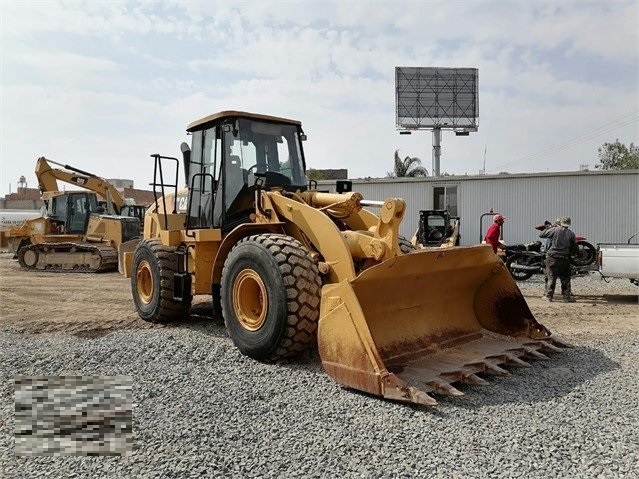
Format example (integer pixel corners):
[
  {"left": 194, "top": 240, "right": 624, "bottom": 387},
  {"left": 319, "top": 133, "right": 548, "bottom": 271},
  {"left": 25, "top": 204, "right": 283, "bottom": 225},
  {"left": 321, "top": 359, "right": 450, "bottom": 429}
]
[
  {"left": 6, "top": 158, "right": 140, "bottom": 272},
  {"left": 122, "top": 111, "right": 567, "bottom": 406}
]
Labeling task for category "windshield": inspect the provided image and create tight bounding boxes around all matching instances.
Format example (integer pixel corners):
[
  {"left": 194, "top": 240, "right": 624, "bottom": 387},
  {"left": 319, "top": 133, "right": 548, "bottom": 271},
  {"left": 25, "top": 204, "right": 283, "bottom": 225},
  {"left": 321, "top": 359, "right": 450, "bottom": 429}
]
[
  {"left": 48, "top": 193, "right": 98, "bottom": 218},
  {"left": 228, "top": 118, "right": 306, "bottom": 187}
]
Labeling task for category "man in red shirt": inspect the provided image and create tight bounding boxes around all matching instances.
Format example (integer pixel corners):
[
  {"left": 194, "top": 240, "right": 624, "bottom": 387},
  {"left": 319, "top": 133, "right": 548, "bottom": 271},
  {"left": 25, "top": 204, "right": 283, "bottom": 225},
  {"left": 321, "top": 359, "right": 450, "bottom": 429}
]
[{"left": 484, "top": 214, "right": 506, "bottom": 253}]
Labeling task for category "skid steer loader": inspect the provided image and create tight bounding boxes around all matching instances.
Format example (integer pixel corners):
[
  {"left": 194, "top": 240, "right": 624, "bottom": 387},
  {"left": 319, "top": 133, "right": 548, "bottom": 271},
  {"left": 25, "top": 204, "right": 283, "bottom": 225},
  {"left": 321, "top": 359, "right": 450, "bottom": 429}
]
[
  {"left": 122, "top": 111, "right": 567, "bottom": 406},
  {"left": 412, "top": 209, "right": 461, "bottom": 248}
]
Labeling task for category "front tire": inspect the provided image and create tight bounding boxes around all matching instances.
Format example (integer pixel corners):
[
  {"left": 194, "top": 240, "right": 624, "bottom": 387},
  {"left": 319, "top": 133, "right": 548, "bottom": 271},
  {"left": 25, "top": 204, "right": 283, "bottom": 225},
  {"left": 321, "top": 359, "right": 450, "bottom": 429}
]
[
  {"left": 221, "top": 234, "right": 322, "bottom": 362},
  {"left": 506, "top": 253, "right": 535, "bottom": 281},
  {"left": 131, "top": 238, "right": 191, "bottom": 323}
]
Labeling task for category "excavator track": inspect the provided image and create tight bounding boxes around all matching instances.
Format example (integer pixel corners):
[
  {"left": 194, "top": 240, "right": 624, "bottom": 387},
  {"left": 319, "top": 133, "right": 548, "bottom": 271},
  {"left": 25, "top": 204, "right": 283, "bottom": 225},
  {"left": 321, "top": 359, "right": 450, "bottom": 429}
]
[{"left": 17, "top": 242, "right": 119, "bottom": 273}]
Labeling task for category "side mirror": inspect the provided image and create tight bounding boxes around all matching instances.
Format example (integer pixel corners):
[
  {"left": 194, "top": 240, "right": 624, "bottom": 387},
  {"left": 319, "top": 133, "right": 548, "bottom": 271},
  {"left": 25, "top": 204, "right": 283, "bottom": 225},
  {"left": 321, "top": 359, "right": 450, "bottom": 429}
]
[{"left": 180, "top": 142, "right": 191, "bottom": 186}]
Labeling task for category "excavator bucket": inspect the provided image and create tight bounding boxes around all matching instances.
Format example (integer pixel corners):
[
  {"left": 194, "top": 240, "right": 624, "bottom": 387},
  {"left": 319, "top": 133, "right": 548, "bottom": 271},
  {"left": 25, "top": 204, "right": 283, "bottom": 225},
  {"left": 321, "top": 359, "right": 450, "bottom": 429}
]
[{"left": 318, "top": 245, "right": 568, "bottom": 406}]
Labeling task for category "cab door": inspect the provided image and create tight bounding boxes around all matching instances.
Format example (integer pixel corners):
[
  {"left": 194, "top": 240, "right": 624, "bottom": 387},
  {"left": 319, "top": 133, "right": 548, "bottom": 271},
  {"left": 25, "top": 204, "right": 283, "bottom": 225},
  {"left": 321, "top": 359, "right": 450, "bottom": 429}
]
[
  {"left": 66, "top": 193, "right": 91, "bottom": 234},
  {"left": 187, "top": 126, "right": 221, "bottom": 229}
]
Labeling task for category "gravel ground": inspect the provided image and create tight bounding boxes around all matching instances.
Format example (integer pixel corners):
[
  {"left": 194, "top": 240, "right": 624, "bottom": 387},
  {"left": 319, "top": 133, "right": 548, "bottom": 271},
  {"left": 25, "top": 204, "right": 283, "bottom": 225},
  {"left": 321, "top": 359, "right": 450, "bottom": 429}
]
[{"left": 1, "top": 274, "right": 638, "bottom": 478}]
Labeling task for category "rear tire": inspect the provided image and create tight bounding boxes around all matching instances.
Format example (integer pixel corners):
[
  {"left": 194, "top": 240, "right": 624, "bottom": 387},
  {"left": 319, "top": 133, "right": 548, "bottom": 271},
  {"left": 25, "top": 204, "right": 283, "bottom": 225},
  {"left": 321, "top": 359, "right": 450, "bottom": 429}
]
[
  {"left": 221, "top": 234, "right": 322, "bottom": 362},
  {"left": 131, "top": 238, "right": 191, "bottom": 323},
  {"left": 506, "top": 253, "right": 535, "bottom": 281},
  {"left": 571, "top": 240, "right": 596, "bottom": 266}
]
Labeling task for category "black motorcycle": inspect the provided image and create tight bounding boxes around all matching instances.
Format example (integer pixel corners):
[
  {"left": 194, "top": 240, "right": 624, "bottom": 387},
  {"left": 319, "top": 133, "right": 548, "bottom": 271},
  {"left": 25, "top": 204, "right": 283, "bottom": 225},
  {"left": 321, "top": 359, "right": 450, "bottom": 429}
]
[
  {"left": 504, "top": 242, "right": 545, "bottom": 281},
  {"left": 505, "top": 240, "right": 596, "bottom": 281}
]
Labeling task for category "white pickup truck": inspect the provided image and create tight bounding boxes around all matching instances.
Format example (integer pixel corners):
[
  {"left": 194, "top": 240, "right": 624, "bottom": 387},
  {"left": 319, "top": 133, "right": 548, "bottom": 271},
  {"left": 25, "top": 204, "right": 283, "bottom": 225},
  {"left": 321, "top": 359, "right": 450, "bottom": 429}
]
[{"left": 597, "top": 233, "right": 639, "bottom": 286}]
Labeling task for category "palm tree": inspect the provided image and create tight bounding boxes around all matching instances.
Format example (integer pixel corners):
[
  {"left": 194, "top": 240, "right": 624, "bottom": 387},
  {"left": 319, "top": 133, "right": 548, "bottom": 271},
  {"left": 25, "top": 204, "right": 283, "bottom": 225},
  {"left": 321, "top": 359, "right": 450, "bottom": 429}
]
[{"left": 387, "top": 150, "right": 429, "bottom": 178}]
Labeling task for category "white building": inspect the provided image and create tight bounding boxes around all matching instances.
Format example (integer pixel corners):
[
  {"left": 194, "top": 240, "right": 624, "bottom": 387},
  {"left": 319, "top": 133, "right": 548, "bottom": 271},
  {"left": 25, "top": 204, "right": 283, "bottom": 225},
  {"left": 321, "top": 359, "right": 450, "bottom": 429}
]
[
  {"left": 106, "top": 178, "right": 135, "bottom": 190},
  {"left": 320, "top": 170, "right": 639, "bottom": 246}
]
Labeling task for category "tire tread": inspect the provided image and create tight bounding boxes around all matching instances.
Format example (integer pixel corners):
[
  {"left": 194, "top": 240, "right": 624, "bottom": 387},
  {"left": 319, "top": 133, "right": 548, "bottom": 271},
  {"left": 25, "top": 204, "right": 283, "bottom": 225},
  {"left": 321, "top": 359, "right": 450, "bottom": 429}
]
[
  {"left": 133, "top": 238, "right": 191, "bottom": 323},
  {"left": 222, "top": 233, "right": 322, "bottom": 361}
]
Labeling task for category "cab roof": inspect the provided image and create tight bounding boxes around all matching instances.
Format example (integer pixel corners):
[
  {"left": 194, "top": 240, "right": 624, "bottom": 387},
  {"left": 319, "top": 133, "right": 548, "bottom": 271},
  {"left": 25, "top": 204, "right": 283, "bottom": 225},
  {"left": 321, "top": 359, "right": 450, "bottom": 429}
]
[{"left": 186, "top": 110, "right": 302, "bottom": 132}]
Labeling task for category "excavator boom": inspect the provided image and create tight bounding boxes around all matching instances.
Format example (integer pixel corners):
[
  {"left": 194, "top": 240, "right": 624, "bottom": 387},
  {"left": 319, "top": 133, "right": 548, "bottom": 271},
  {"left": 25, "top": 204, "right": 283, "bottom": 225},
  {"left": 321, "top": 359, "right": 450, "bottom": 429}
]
[{"left": 35, "top": 157, "right": 126, "bottom": 214}]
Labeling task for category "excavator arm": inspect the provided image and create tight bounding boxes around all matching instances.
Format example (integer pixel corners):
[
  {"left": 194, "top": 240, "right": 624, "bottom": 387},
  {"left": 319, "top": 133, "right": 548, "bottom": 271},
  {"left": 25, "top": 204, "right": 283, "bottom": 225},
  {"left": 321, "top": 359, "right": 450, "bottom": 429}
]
[{"left": 35, "top": 157, "right": 126, "bottom": 214}]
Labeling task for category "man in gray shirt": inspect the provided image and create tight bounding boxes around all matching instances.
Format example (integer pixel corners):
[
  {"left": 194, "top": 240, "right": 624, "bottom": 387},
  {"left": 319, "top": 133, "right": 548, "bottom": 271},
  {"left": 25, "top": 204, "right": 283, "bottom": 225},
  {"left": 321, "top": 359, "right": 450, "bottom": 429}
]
[{"left": 539, "top": 217, "right": 578, "bottom": 302}]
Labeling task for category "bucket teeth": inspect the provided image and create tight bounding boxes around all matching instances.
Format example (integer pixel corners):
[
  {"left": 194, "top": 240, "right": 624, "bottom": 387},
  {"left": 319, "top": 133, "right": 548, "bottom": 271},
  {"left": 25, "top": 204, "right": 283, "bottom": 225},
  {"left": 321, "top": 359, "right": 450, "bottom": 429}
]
[
  {"left": 440, "top": 370, "right": 489, "bottom": 386},
  {"left": 523, "top": 347, "right": 550, "bottom": 360},
  {"left": 408, "top": 387, "right": 438, "bottom": 406},
  {"left": 550, "top": 337, "right": 572, "bottom": 348},
  {"left": 462, "top": 373, "right": 490, "bottom": 386},
  {"left": 504, "top": 353, "right": 532, "bottom": 368},
  {"left": 539, "top": 341, "right": 565, "bottom": 353},
  {"left": 484, "top": 363, "right": 510, "bottom": 376},
  {"left": 427, "top": 379, "right": 465, "bottom": 397}
]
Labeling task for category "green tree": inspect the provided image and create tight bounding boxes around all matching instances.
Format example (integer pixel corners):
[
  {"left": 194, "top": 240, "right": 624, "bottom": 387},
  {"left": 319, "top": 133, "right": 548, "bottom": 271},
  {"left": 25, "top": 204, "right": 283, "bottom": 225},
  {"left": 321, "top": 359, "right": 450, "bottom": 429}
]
[
  {"left": 307, "top": 168, "right": 325, "bottom": 180},
  {"left": 595, "top": 139, "right": 639, "bottom": 170},
  {"left": 386, "top": 150, "right": 429, "bottom": 178}
]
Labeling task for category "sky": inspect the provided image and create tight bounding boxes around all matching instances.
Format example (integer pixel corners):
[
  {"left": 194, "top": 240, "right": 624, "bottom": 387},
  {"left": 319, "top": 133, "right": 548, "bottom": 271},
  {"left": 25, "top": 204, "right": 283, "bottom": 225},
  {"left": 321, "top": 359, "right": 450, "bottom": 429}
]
[{"left": 1, "top": 1, "right": 637, "bottom": 197}]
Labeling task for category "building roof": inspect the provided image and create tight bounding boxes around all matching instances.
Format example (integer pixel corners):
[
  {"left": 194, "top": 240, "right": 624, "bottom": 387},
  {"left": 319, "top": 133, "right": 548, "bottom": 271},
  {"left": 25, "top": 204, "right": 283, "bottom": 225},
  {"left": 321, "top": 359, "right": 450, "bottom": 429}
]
[
  {"left": 344, "top": 169, "right": 638, "bottom": 184},
  {"left": 122, "top": 188, "right": 156, "bottom": 206},
  {"left": 3, "top": 187, "right": 41, "bottom": 201}
]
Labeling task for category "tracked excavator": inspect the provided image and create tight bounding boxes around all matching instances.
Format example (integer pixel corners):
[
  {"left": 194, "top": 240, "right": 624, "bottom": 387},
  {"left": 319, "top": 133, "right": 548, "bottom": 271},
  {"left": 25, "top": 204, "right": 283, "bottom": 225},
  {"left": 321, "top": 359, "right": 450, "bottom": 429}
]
[
  {"left": 7, "top": 157, "right": 140, "bottom": 272},
  {"left": 121, "top": 111, "right": 568, "bottom": 406}
]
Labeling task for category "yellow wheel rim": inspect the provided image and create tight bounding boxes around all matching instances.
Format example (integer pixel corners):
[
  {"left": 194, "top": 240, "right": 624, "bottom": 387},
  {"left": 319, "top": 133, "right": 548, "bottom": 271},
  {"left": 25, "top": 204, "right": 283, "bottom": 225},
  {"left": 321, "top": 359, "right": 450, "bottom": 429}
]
[
  {"left": 136, "top": 259, "right": 154, "bottom": 304},
  {"left": 232, "top": 269, "right": 267, "bottom": 331}
]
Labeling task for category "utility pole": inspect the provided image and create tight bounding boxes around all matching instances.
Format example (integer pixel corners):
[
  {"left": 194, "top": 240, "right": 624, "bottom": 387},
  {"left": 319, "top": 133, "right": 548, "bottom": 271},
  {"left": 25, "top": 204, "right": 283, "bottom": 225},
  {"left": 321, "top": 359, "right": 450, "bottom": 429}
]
[{"left": 432, "top": 128, "right": 441, "bottom": 177}]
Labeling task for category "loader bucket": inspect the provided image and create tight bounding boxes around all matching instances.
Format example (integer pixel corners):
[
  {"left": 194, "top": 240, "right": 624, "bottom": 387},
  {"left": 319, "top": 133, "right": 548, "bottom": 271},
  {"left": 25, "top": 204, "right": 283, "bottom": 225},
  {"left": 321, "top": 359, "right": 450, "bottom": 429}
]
[{"left": 317, "top": 245, "right": 568, "bottom": 406}]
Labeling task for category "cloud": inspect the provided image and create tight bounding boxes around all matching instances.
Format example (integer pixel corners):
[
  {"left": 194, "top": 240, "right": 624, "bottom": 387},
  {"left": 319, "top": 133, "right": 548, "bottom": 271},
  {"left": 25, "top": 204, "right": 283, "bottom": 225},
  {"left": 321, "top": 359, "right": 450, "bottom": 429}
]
[
  {"left": 1, "top": 1, "right": 637, "bottom": 197},
  {"left": 0, "top": 84, "right": 185, "bottom": 189},
  {"left": 1, "top": 2, "right": 184, "bottom": 38},
  {"left": 16, "top": 52, "right": 119, "bottom": 72}
]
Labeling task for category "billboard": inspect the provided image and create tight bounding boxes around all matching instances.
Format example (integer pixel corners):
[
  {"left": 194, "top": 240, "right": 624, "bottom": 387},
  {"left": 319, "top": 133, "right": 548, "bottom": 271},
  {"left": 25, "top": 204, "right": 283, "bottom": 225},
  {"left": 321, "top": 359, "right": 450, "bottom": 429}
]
[{"left": 396, "top": 67, "right": 478, "bottom": 130}]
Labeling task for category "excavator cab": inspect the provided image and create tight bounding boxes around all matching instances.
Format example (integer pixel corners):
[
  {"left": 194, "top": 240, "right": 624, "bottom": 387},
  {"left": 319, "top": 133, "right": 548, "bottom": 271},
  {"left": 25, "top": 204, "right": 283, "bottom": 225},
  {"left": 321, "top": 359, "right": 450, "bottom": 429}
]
[{"left": 45, "top": 191, "right": 98, "bottom": 234}]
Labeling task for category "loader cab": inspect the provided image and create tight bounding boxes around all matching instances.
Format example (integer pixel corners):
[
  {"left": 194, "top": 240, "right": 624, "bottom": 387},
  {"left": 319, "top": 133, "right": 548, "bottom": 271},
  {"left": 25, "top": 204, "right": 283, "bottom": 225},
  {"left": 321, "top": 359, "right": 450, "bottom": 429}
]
[
  {"left": 184, "top": 112, "right": 308, "bottom": 231},
  {"left": 45, "top": 191, "right": 98, "bottom": 234},
  {"left": 120, "top": 204, "right": 147, "bottom": 224}
]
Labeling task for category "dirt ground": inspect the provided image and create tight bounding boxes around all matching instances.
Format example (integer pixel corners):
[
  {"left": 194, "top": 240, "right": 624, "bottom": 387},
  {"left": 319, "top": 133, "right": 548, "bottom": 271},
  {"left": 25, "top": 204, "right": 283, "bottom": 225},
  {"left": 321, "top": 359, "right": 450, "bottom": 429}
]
[
  {"left": 0, "top": 252, "right": 637, "bottom": 339},
  {"left": 0, "top": 253, "right": 214, "bottom": 337}
]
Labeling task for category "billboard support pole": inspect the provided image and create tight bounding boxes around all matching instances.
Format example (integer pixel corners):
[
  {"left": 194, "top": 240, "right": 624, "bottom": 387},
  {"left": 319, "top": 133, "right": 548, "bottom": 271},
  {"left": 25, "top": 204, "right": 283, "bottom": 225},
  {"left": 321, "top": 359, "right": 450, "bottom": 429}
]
[{"left": 432, "top": 127, "right": 441, "bottom": 177}]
